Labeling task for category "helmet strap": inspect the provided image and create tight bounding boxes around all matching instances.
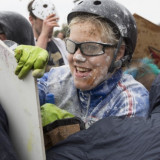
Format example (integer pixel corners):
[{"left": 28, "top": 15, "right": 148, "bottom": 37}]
[
  {"left": 108, "top": 36, "right": 123, "bottom": 73},
  {"left": 113, "top": 55, "right": 131, "bottom": 68}
]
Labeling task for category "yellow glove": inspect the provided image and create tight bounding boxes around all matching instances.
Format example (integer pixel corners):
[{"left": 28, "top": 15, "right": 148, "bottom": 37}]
[
  {"left": 41, "top": 103, "right": 75, "bottom": 127},
  {"left": 14, "top": 45, "right": 48, "bottom": 79}
]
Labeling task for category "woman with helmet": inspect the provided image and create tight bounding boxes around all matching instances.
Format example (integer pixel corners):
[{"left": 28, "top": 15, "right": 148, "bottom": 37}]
[{"left": 15, "top": 0, "right": 149, "bottom": 129}]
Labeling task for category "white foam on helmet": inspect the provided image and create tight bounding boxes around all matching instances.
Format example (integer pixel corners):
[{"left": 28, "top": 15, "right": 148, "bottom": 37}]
[{"left": 32, "top": 0, "right": 58, "bottom": 20}]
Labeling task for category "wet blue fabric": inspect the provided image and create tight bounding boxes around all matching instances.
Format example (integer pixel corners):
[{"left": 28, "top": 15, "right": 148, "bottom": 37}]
[{"left": 38, "top": 65, "right": 149, "bottom": 128}]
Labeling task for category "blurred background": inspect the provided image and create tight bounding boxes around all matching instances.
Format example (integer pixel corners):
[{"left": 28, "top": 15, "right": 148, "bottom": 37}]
[
  {"left": 0, "top": 0, "right": 159, "bottom": 26},
  {"left": 0, "top": 0, "right": 160, "bottom": 37}
]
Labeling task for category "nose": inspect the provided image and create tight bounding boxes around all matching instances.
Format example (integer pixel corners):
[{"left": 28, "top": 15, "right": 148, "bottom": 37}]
[{"left": 73, "top": 48, "right": 86, "bottom": 62}]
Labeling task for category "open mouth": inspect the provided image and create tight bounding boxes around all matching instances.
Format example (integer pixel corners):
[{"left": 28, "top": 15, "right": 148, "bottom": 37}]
[
  {"left": 76, "top": 66, "right": 91, "bottom": 72},
  {"left": 75, "top": 66, "right": 92, "bottom": 77}
]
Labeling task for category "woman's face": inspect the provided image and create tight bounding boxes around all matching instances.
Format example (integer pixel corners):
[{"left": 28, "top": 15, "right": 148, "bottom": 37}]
[{"left": 68, "top": 22, "right": 114, "bottom": 91}]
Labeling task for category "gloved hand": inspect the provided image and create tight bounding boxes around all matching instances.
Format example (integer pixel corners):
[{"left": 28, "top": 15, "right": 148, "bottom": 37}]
[
  {"left": 41, "top": 103, "right": 74, "bottom": 127},
  {"left": 14, "top": 45, "right": 48, "bottom": 79}
]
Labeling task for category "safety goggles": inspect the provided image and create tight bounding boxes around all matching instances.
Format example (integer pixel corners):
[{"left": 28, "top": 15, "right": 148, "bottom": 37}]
[{"left": 65, "top": 38, "right": 117, "bottom": 56}]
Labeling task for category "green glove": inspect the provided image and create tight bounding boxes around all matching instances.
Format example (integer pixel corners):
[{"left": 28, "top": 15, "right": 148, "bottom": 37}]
[
  {"left": 41, "top": 103, "right": 75, "bottom": 127},
  {"left": 14, "top": 45, "right": 48, "bottom": 79}
]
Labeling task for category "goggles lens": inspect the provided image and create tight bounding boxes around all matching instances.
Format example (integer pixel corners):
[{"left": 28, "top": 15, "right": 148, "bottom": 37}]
[{"left": 65, "top": 38, "right": 116, "bottom": 56}]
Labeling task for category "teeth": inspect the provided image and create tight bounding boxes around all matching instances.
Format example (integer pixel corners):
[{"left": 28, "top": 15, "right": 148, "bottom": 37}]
[{"left": 76, "top": 67, "right": 90, "bottom": 72}]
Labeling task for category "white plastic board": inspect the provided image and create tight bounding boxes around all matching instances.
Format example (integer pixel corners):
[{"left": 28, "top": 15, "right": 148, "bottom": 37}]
[{"left": 0, "top": 40, "right": 46, "bottom": 160}]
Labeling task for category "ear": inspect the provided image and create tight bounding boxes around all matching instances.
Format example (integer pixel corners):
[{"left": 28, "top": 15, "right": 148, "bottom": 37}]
[
  {"left": 29, "top": 16, "right": 34, "bottom": 25},
  {"left": 116, "top": 45, "right": 125, "bottom": 60}
]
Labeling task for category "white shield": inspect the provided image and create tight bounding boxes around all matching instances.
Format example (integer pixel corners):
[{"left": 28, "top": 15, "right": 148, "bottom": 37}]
[{"left": 0, "top": 40, "right": 46, "bottom": 160}]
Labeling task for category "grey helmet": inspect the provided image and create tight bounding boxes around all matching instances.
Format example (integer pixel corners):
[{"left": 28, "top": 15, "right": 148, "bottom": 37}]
[
  {"left": 67, "top": 0, "right": 137, "bottom": 71},
  {"left": 0, "top": 11, "right": 35, "bottom": 45}
]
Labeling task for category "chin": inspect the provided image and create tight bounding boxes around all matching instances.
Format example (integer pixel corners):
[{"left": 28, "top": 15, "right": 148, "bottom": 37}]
[
  {"left": 74, "top": 83, "right": 92, "bottom": 91},
  {"left": 74, "top": 83, "right": 86, "bottom": 90}
]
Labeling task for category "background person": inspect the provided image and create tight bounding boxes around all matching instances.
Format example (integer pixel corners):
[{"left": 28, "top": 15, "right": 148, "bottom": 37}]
[
  {"left": 56, "top": 31, "right": 65, "bottom": 40},
  {"left": 0, "top": 11, "right": 34, "bottom": 45},
  {"left": 28, "top": 0, "right": 68, "bottom": 72},
  {"left": 124, "top": 57, "right": 160, "bottom": 91}
]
